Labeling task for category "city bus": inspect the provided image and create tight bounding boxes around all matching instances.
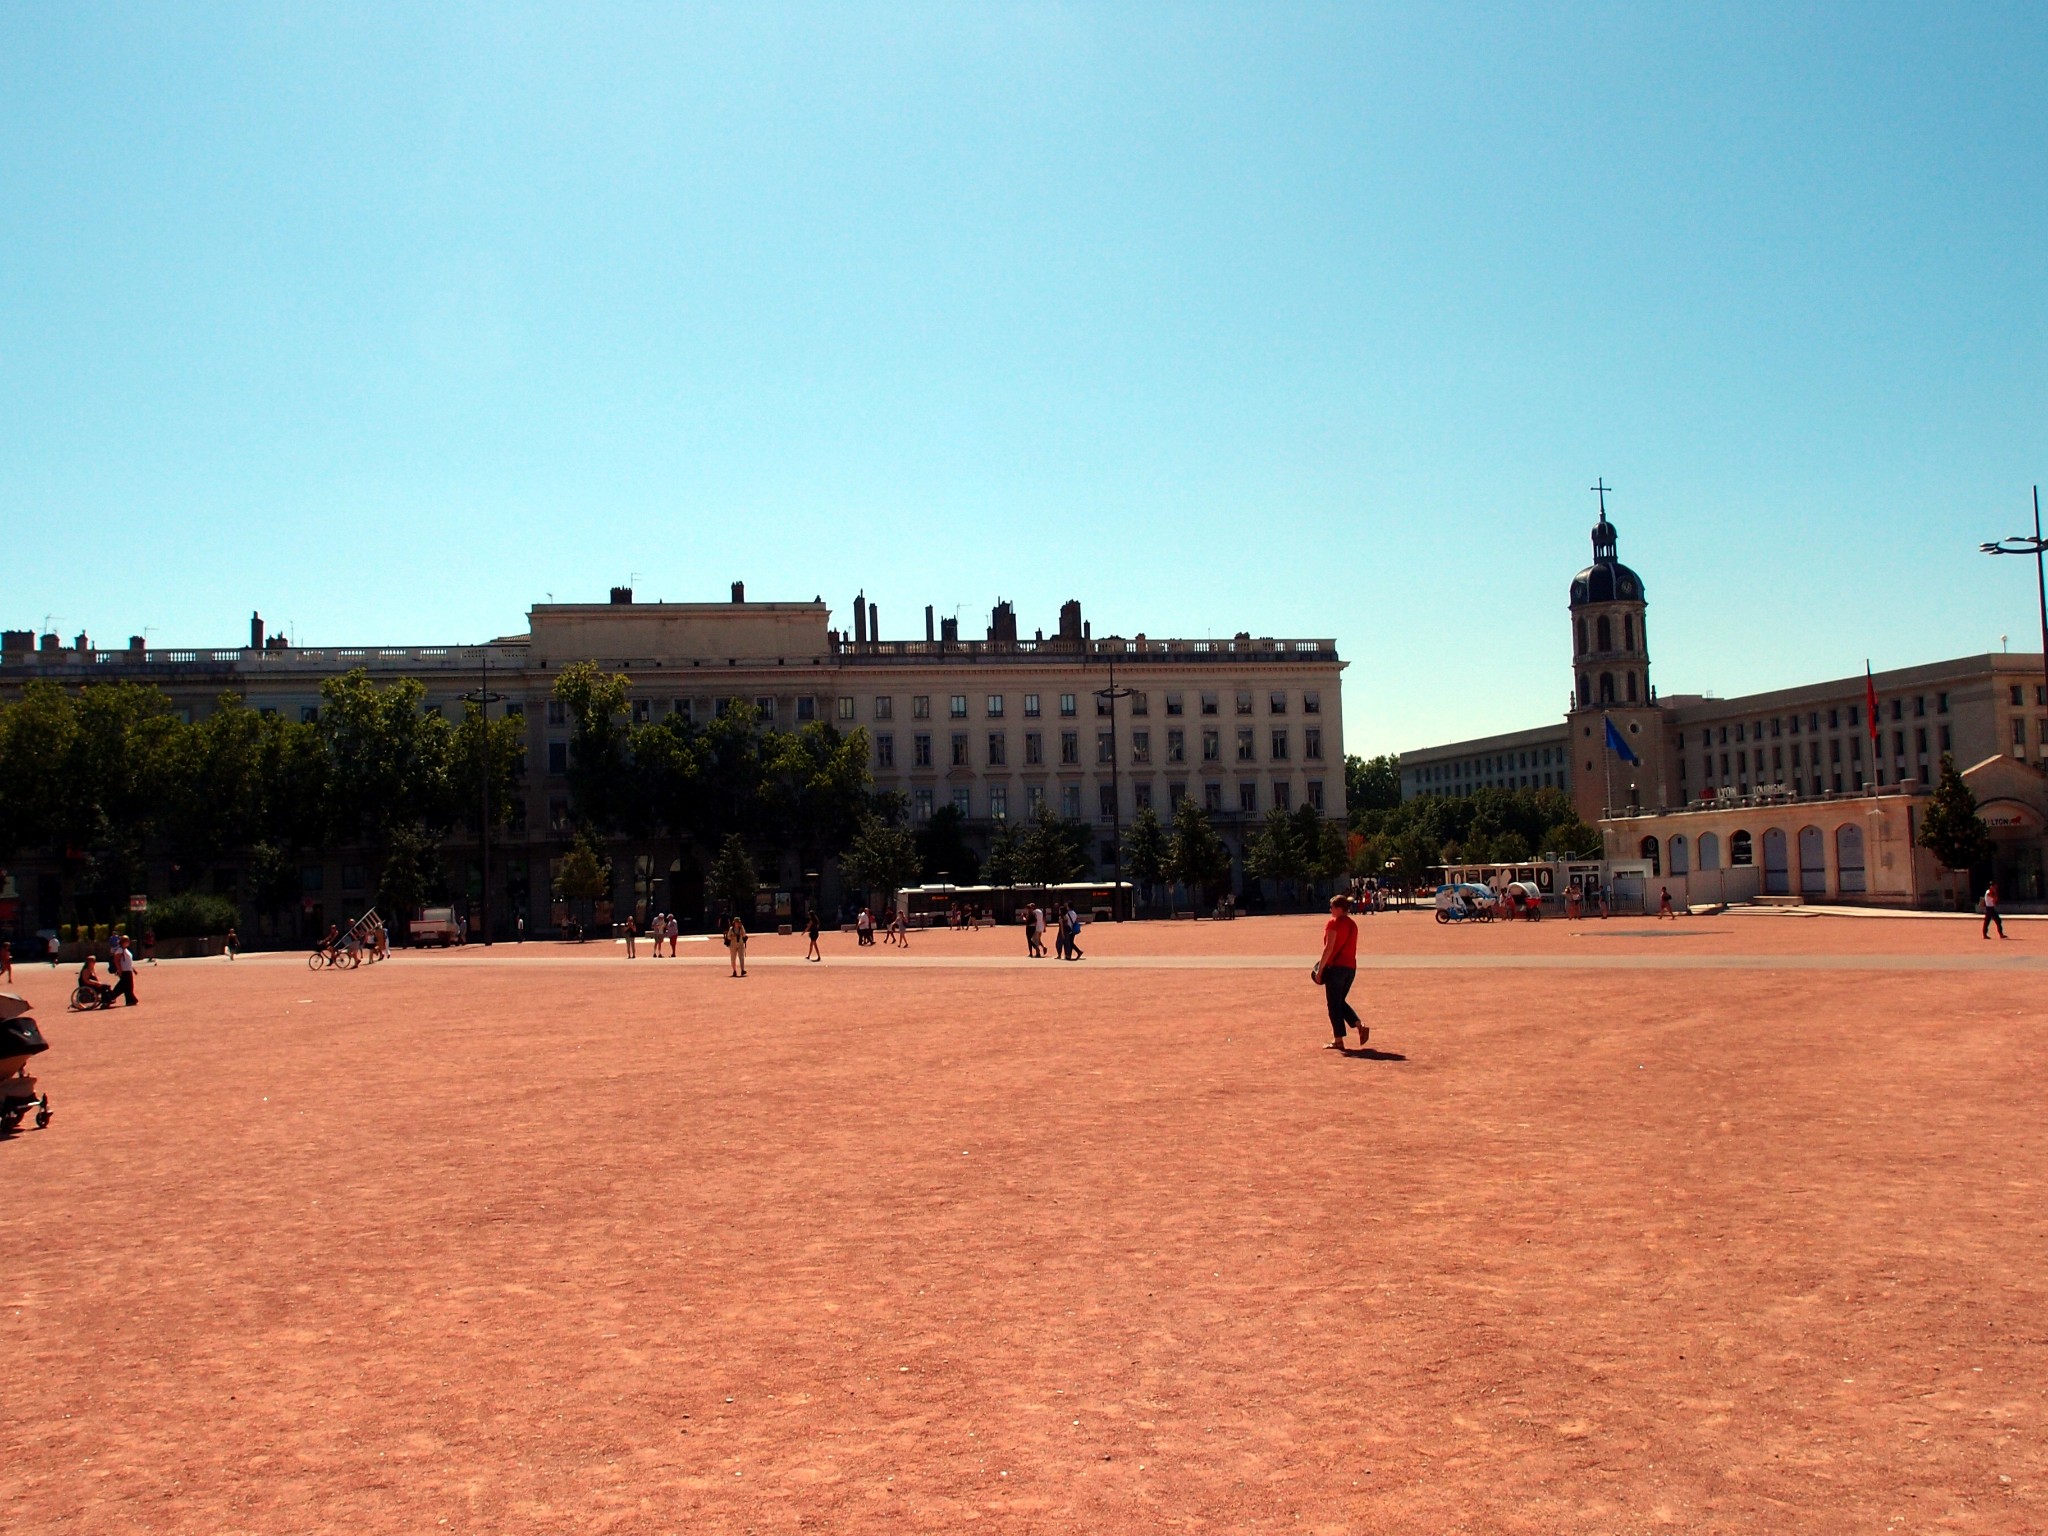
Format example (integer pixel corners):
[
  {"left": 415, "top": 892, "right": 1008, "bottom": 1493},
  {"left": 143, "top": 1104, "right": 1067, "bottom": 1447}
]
[{"left": 890, "top": 881, "right": 1135, "bottom": 927}]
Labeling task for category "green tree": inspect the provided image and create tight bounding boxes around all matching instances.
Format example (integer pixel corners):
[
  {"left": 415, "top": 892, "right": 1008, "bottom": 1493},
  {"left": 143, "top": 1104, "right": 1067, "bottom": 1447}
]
[
  {"left": 1122, "top": 806, "right": 1168, "bottom": 902},
  {"left": 915, "top": 803, "right": 981, "bottom": 883},
  {"left": 318, "top": 669, "right": 456, "bottom": 845},
  {"left": 840, "top": 814, "right": 922, "bottom": 905},
  {"left": 985, "top": 817, "right": 1020, "bottom": 885},
  {"left": 1917, "top": 752, "right": 1993, "bottom": 900},
  {"left": 552, "top": 833, "right": 613, "bottom": 936},
  {"left": 1014, "top": 805, "right": 1088, "bottom": 885},
  {"left": 1345, "top": 753, "right": 1403, "bottom": 814},
  {"left": 551, "top": 662, "right": 634, "bottom": 832},
  {"left": 378, "top": 822, "right": 449, "bottom": 921},
  {"left": 1165, "top": 798, "right": 1231, "bottom": 904},
  {"left": 451, "top": 702, "right": 528, "bottom": 835},
  {"left": 706, "top": 833, "right": 760, "bottom": 920},
  {"left": 1243, "top": 806, "right": 1312, "bottom": 902}
]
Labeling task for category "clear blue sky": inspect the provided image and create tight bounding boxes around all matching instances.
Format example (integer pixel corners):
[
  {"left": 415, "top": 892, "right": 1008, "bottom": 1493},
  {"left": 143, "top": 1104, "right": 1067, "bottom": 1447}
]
[{"left": 4, "top": 4, "right": 2044, "bottom": 758}]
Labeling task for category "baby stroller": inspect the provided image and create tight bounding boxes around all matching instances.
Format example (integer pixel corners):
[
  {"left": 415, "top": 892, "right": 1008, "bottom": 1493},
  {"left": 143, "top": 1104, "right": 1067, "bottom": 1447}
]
[{"left": 0, "top": 992, "right": 52, "bottom": 1134}]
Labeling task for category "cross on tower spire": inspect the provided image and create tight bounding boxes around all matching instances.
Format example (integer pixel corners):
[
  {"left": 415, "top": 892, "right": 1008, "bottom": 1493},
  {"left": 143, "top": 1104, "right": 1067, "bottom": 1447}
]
[{"left": 1591, "top": 479, "right": 1612, "bottom": 518}]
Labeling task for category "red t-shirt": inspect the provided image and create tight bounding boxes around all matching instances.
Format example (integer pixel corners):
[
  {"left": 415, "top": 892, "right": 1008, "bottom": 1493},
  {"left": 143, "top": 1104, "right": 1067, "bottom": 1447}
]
[{"left": 1322, "top": 913, "right": 1358, "bottom": 970}]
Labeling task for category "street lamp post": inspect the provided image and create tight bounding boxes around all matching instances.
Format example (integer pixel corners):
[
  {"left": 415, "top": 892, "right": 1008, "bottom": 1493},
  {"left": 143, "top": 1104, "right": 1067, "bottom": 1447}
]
[
  {"left": 1979, "top": 485, "right": 2048, "bottom": 729},
  {"left": 459, "top": 647, "right": 506, "bottom": 946},
  {"left": 1094, "top": 650, "right": 1134, "bottom": 920}
]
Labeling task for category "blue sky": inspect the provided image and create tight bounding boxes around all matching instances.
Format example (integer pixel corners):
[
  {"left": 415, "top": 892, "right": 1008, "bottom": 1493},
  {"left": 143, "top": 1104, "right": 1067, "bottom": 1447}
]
[{"left": 3, "top": 3, "right": 2044, "bottom": 758}]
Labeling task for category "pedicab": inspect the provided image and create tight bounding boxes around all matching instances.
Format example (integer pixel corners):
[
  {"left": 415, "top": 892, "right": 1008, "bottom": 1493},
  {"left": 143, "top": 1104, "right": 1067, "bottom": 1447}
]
[
  {"left": 1500, "top": 879, "right": 1544, "bottom": 921},
  {"left": 1433, "top": 883, "right": 1498, "bottom": 924}
]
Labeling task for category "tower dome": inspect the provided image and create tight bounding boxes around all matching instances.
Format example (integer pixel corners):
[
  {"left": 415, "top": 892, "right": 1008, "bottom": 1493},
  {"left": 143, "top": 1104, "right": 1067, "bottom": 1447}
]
[{"left": 1569, "top": 512, "right": 1646, "bottom": 609}]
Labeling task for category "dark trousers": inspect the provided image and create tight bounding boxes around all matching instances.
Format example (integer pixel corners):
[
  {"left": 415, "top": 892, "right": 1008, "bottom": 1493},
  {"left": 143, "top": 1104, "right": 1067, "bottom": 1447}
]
[
  {"left": 1984, "top": 908, "right": 2005, "bottom": 937},
  {"left": 107, "top": 971, "right": 137, "bottom": 1007},
  {"left": 1323, "top": 966, "right": 1359, "bottom": 1040}
]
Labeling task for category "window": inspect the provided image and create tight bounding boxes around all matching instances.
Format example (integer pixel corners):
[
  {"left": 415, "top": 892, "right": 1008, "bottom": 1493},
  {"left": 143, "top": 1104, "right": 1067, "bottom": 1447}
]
[
  {"left": 547, "top": 741, "right": 569, "bottom": 775},
  {"left": 837, "top": 697, "right": 855, "bottom": 722},
  {"left": 1168, "top": 782, "right": 1187, "bottom": 808},
  {"left": 1914, "top": 696, "right": 1926, "bottom": 717},
  {"left": 1270, "top": 729, "right": 1290, "bottom": 762},
  {"left": 796, "top": 696, "right": 816, "bottom": 722},
  {"left": 1204, "top": 781, "right": 1224, "bottom": 811},
  {"left": 1304, "top": 691, "right": 1320, "bottom": 714},
  {"left": 1168, "top": 729, "right": 1186, "bottom": 764},
  {"left": 1061, "top": 785, "right": 1082, "bottom": 819},
  {"left": 874, "top": 696, "right": 893, "bottom": 721},
  {"left": 547, "top": 798, "right": 570, "bottom": 832},
  {"left": 914, "top": 734, "right": 933, "bottom": 767},
  {"left": 986, "top": 694, "right": 1004, "bottom": 717},
  {"left": 1098, "top": 784, "right": 1115, "bottom": 822},
  {"left": 1237, "top": 728, "right": 1255, "bottom": 762},
  {"left": 1889, "top": 699, "right": 1902, "bottom": 722},
  {"left": 953, "top": 787, "right": 972, "bottom": 817},
  {"left": 988, "top": 733, "right": 1006, "bottom": 766},
  {"left": 1848, "top": 705, "right": 1859, "bottom": 727},
  {"left": 1915, "top": 727, "right": 1928, "bottom": 754},
  {"left": 1730, "top": 831, "right": 1753, "bottom": 866},
  {"left": 506, "top": 702, "right": 524, "bottom": 719},
  {"left": 754, "top": 696, "right": 775, "bottom": 720},
  {"left": 949, "top": 695, "right": 968, "bottom": 719},
  {"left": 300, "top": 705, "right": 319, "bottom": 724},
  {"left": 546, "top": 700, "right": 568, "bottom": 727},
  {"left": 912, "top": 695, "right": 931, "bottom": 719},
  {"left": 1060, "top": 731, "right": 1079, "bottom": 765},
  {"left": 2016, "top": 718, "right": 2028, "bottom": 748},
  {"left": 952, "top": 733, "right": 969, "bottom": 767},
  {"left": 1130, "top": 691, "right": 1148, "bottom": 716},
  {"left": 1736, "top": 723, "right": 1746, "bottom": 743},
  {"left": 1097, "top": 732, "right": 1114, "bottom": 764},
  {"left": 1770, "top": 717, "right": 1782, "bottom": 737},
  {"left": 1239, "top": 781, "right": 1257, "bottom": 814},
  {"left": 1059, "top": 693, "right": 1077, "bottom": 717},
  {"left": 1025, "top": 732, "right": 1043, "bottom": 765},
  {"left": 1203, "top": 729, "right": 1220, "bottom": 762},
  {"left": 1938, "top": 693, "right": 1950, "bottom": 714},
  {"left": 1131, "top": 730, "right": 1150, "bottom": 764},
  {"left": 301, "top": 865, "right": 325, "bottom": 892},
  {"left": 1829, "top": 708, "right": 1840, "bottom": 729},
  {"left": 1273, "top": 781, "right": 1292, "bottom": 810},
  {"left": 1307, "top": 779, "right": 1324, "bottom": 812},
  {"left": 1200, "top": 692, "right": 1219, "bottom": 716},
  {"left": 913, "top": 788, "right": 934, "bottom": 823},
  {"left": 1940, "top": 724, "right": 1952, "bottom": 751},
  {"left": 1269, "top": 691, "right": 1287, "bottom": 714},
  {"left": 875, "top": 734, "right": 894, "bottom": 768},
  {"left": 1165, "top": 692, "right": 1184, "bottom": 716},
  {"left": 1028, "top": 785, "right": 1047, "bottom": 814},
  {"left": 1236, "top": 690, "right": 1254, "bottom": 715},
  {"left": 1096, "top": 693, "right": 1112, "bottom": 718},
  {"left": 989, "top": 785, "right": 1008, "bottom": 820},
  {"left": 1133, "top": 783, "right": 1152, "bottom": 811},
  {"left": 1304, "top": 728, "right": 1323, "bottom": 760},
  {"left": 1023, "top": 694, "right": 1041, "bottom": 718},
  {"left": 2013, "top": 685, "right": 2025, "bottom": 707}
]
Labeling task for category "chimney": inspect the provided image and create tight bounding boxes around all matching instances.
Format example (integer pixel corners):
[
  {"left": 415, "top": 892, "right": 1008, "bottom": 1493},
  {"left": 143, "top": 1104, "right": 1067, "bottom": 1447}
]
[
  {"left": 988, "top": 600, "right": 1017, "bottom": 647},
  {"left": 731, "top": 581, "right": 745, "bottom": 604},
  {"left": 2, "top": 631, "right": 32, "bottom": 657},
  {"left": 39, "top": 633, "right": 59, "bottom": 653},
  {"left": 251, "top": 611, "right": 265, "bottom": 649},
  {"left": 74, "top": 631, "right": 91, "bottom": 653},
  {"left": 128, "top": 635, "right": 145, "bottom": 656},
  {"left": 1058, "top": 599, "right": 1083, "bottom": 644},
  {"left": 940, "top": 616, "right": 959, "bottom": 644},
  {"left": 854, "top": 591, "right": 867, "bottom": 644},
  {"left": 924, "top": 605, "right": 935, "bottom": 643},
  {"left": 868, "top": 601, "right": 878, "bottom": 641},
  {"left": 610, "top": 586, "right": 633, "bottom": 605}
]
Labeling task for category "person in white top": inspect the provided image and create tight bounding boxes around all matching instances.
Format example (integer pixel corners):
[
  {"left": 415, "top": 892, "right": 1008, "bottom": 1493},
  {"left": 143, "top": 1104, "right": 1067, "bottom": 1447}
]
[{"left": 106, "top": 934, "right": 139, "bottom": 1007}]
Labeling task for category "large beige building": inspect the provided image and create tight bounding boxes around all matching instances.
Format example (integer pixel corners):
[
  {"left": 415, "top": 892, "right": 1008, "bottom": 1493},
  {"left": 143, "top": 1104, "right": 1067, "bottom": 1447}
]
[
  {"left": 1400, "top": 506, "right": 2048, "bottom": 903},
  {"left": 1, "top": 590, "right": 1346, "bottom": 932}
]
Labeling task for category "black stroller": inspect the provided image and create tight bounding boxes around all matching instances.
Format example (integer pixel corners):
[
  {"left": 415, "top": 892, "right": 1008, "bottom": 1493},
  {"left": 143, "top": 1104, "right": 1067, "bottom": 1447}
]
[{"left": 0, "top": 992, "right": 52, "bottom": 1134}]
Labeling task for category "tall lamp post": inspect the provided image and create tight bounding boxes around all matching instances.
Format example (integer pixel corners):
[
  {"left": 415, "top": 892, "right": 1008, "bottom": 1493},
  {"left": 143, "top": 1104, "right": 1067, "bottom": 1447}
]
[
  {"left": 1093, "top": 651, "right": 1134, "bottom": 920},
  {"left": 459, "top": 647, "right": 506, "bottom": 946},
  {"left": 1979, "top": 486, "right": 2048, "bottom": 729}
]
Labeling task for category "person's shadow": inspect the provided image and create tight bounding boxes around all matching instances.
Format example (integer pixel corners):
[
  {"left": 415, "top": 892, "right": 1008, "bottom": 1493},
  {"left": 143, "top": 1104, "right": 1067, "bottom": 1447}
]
[{"left": 1341, "top": 1046, "right": 1405, "bottom": 1061}]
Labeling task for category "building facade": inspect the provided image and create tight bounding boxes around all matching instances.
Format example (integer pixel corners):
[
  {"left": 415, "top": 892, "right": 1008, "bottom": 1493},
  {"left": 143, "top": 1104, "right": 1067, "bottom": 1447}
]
[{"left": 0, "top": 591, "right": 1345, "bottom": 933}]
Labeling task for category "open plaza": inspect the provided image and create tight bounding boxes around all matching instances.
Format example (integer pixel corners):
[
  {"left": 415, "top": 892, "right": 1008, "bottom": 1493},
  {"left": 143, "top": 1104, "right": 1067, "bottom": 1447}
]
[{"left": 5, "top": 909, "right": 2044, "bottom": 1533}]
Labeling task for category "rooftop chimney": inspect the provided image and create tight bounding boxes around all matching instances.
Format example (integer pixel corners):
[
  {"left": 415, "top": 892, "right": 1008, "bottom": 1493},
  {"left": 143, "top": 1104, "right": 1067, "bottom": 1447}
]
[
  {"left": 610, "top": 586, "right": 633, "bottom": 605},
  {"left": 853, "top": 590, "right": 867, "bottom": 644},
  {"left": 924, "top": 605, "right": 935, "bottom": 643},
  {"left": 74, "top": 631, "right": 90, "bottom": 653},
  {"left": 988, "top": 600, "right": 1017, "bottom": 647},
  {"left": 940, "top": 615, "right": 959, "bottom": 644},
  {"left": 731, "top": 581, "right": 745, "bottom": 604},
  {"left": 868, "top": 601, "right": 878, "bottom": 641},
  {"left": 251, "top": 611, "right": 265, "bottom": 649},
  {"left": 2, "top": 631, "right": 32, "bottom": 656},
  {"left": 128, "top": 635, "right": 145, "bottom": 655},
  {"left": 1058, "top": 599, "right": 1083, "bottom": 645}
]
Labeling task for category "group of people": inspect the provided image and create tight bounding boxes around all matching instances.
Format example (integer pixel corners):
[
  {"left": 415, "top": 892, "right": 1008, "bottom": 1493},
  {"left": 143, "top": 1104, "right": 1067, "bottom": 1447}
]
[
  {"left": 854, "top": 907, "right": 910, "bottom": 946},
  {"left": 620, "top": 914, "right": 684, "bottom": 958},
  {"left": 75, "top": 932, "right": 142, "bottom": 1009},
  {"left": 317, "top": 915, "right": 391, "bottom": 965},
  {"left": 1023, "top": 901, "right": 1086, "bottom": 960}
]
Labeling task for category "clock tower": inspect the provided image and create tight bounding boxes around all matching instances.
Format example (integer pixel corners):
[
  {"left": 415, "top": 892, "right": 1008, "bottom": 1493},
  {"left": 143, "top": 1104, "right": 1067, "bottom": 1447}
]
[{"left": 1564, "top": 488, "right": 1667, "bottom": 821}]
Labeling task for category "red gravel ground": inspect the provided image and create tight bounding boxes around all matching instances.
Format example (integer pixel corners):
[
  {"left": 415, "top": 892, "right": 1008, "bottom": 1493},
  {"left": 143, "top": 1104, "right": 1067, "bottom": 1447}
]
[{"left": 4, "top": 912, "right": 2045, "bottom": 1533}]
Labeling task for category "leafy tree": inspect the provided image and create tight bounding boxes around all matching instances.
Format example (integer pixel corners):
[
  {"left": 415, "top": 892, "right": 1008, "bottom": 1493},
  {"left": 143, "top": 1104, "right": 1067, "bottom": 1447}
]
[
  {"left": 1244, "top": 806, "right": 1312, "bottom": 898},
  {"left": 245, "top": 841, "right": 301, "bottom": 925},
  {"left": 147, "top": 891, "right": 240, "bottom": 939},
  {"left": 553, "top": 832, "right": 613, "bottom": 935},
  {"left": 706, "top": 833, "right": 760, "bottom": 920},
  {"left": 1165, "top": 798, "right": 1230, "bottom": 903},
  {"left": 450, "top": 702, "right": 528, "bottom": 835},
  {"left": 1122, "top": 806, "right": 1168, "bottom": 898},
  {"left": 1014, "top": 805, "right": 1088, "bottom": 885},
  {"left": 378, "top": 822, "right": 449, "bottom": 920},
  {"left": 840, "top": 814, "right": 922, "bottom": 905},
  {"left": 551, "top": 662, "right": 634, "bottom": 832},
  {"left": 1917, "top": 753, "right": 1992, "bottom": 899},
  {"left": 759, "top": 722, "right": 873, "bottom": 868},
  {"left": 916, "top": 803, "right": 981, "bottom": 883},
  {"left": 319, "top": 669, "right": 456, "bottom": 845},
  {"left": 1345, "top": 753, "right": 1403, "bottom": 813},
  {"left": 985, "top": 817, "right": 1019, "bottom": 885}
]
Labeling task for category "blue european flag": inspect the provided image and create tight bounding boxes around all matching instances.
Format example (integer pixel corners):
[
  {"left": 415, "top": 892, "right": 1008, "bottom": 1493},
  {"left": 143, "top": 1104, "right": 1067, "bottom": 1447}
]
[{"left": 1603, "top": 715, "right": 1641, "bottom": 765}]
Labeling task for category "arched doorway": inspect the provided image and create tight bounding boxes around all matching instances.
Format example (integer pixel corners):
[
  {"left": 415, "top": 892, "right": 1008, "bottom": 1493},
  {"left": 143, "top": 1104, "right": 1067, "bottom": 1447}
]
[
  {"left": 1836, "top": 825, "right": 1866, "bottom": 893},
  {"left": 1730, "top": 830, "right": 1754, "bottom": 867},
  {"left": 1761, "top": 828, "right": 1789, "bottom": 894},
  {"left": 1669, "top": 835, "right": 1689, "bottom": 875},
  {"left": 1698, "top": 832, "right": 1721, "bottom": 870},
  {"left": 1639, "top": 835, "right": 1660, "bottom": 876},
  {"left": 1798, "top": 825, "right": 1826, "bottom": 895}
]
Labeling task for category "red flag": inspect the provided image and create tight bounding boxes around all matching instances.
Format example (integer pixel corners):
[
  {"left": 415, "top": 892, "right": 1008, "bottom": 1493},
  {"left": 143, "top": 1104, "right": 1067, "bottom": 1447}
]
[{"left": 1865, "top": 663, "right": 1880, "bottom": 740}]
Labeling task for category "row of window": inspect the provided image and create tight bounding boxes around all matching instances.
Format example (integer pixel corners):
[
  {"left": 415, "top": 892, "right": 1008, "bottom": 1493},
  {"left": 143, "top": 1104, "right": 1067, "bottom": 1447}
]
[
  {"left": 1678, "top": 694, "right": 1952, "bottom": 749},
  {"left": 1644, "top": 825, "right": 1870, "bottom": 890},
  {"left": 540, "top": 689, "right": 1324, "bottom": 727},
  {"left": 1574, "top": 614, "right": 1639, "bottom": 656},
  {"left": 871, "top": 726, "right": 1324, "bottom": 770},
  {"left": 902, "top": 778, "right": 1329, "bottom": 823}
]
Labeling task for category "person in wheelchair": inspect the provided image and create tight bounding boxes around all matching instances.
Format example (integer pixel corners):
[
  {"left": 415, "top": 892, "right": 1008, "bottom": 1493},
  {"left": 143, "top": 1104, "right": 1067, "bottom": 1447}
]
[{"left": 75, "top": 953, "right": 112, "bottom": 1009}]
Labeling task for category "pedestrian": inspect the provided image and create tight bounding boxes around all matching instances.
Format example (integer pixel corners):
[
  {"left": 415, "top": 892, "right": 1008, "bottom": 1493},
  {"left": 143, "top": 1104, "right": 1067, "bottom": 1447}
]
[
  {"left": 142, "top": 927, "right": 158, "bottom": 965},
  {"left": 1064, "top": 903, "right": 1085, "bottom": 961},
  {"left": 857, "top": 906, "right": 874, "bottom": 946},
  {"left": 1658, "top": 886, "right": 1675, "bottom": 919},
  {"left": 893, "top": 907, "right": 909, "bottom": 948},
  {"left": 1024, "top": 903, "right": 1040, "bottom": 958},
  {"left": 805, "top": 907, "right": 822, "bottom": 961},
  {"left": 0, "top": 940, "right": 10, "bottom": 982},
  {"left": 225, "top": 926, "right": 238, "bottom": 961},
  {"left": 106, "top": 933, "right": 139, "bottom": 1007},
  {"left": 47, "top": 933, "right": 59, "bottom": 967},
  {"left": 1597, "top": 888, "right": 1610, "bottom": 920},
  {"left": 725, "top": 914, "right": 748, "bottom": 977},
  {"left": 1982, "top": 880, "right": 2007, "bottom": 940},
  {"left": 516, "top": 911, "right": 526, "bottom": 943},
  {"left": 1312, "top": 893, "right": 1366, "bottom": 1050},
  {"left": 623, "top": 915, "right": 638, "bottom": 958}
]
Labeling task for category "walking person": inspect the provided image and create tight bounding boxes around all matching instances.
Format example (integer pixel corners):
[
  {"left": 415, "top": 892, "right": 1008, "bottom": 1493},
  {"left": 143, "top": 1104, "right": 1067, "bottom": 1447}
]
[
  {"left": 47, "top": 933, "right": 59, "bottom": 967},
  {"left": 1064, "top": 904, "right": 1085, "bottom": 961},
  {"left": 1982, "top": 879, "right": 2007, "bottom": 939},
  {"left": 106, "top": 934, "right": 139, "bottom": 1007},
  {"left": 1312, "top": 893, "right": 1366, "bottom": 1050},
  {"left": 225, "top": 926, "right": 238, "bottom": 961},
  {"left": 725, "top": 914, "right": 748, "bottom": 976},
  {"left": 623, "top": 915, "right": 639, "bottom": 959},
  {"left": 1658, "top": 886, "right": 1675, "bottom": 920},
  {"left": 805, "top": 906, "right": 822, "bottom": 961},
  {"left": 142, "top": 927, "right": 158, "bottom": 966},
  {"left": 857, "top": 906, "right": 874, "bottom": 946}
]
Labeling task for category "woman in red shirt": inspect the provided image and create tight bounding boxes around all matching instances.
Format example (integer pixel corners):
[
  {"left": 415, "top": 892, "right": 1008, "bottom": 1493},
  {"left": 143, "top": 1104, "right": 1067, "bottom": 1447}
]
[{"left": 1312, "top": 894, "right": 1366, "bottom": 1049}]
